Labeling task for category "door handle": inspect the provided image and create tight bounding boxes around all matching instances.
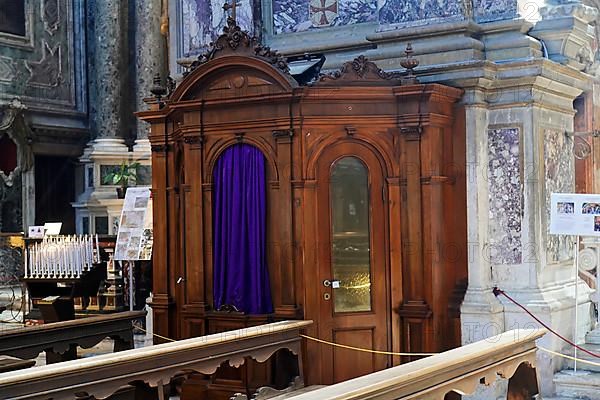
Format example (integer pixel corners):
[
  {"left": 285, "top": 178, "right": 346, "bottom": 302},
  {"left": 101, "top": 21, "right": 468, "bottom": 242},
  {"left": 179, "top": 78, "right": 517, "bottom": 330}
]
[{"left": 323, "top": 279, "right": 340, "bottom": 288}]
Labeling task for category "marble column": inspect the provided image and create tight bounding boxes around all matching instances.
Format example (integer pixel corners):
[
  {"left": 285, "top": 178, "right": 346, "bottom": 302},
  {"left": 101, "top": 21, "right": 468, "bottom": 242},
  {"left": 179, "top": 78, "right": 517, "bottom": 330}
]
[
  {"left": 134, "top": 0, "right": 166, "bottom": 154},
  {"left": 91, "top": 0, "right": 128, "bottom": 151}
]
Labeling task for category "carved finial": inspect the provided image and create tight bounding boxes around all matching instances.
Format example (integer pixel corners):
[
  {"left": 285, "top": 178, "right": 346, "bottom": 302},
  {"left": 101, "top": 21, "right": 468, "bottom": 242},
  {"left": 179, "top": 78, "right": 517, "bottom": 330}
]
[
  {"left": 150, "top": 73, "right": 167, "bottom": 99},
  {"left": 400, "top": 43, "right": 420, "bottom": 85},
  {"left": 223, "top": 0, "right": 241, "bottom": 23}
]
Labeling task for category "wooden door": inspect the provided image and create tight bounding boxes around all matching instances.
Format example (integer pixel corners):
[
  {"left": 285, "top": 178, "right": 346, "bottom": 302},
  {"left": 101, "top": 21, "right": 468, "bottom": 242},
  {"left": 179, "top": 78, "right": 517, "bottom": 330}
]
[{"left": 316, "top": 143, "right": 390, "bottom": 384}]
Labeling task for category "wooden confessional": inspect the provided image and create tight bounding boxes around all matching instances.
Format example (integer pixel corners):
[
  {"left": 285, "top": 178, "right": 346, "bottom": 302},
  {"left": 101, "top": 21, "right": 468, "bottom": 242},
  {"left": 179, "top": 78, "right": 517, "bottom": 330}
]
[{"left": 138, "top": 18, "right": 467, "bottom": 399}]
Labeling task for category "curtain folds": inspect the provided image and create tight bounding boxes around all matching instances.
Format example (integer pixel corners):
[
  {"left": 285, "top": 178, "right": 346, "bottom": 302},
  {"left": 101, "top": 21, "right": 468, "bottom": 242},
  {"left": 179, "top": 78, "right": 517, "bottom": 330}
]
[{"left": 212, "top": 143, "right": 273, "bottom": 314}]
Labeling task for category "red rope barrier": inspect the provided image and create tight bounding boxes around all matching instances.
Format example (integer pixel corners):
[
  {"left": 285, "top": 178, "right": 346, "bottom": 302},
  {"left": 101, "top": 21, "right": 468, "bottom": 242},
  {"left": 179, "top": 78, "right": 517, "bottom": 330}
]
[{"left": 493, "top": 287, "right": 600, "bottom": 359}]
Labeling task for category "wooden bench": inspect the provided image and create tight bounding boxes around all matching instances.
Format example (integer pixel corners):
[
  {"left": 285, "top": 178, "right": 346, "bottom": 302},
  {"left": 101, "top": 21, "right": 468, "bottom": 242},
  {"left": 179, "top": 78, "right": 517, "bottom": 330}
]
[
  {"left": 0, "top": 310, "right": 146, "bottom": 363},
  {"left": 287, "top": 328, "right": 546, "bottom": 400},
  {"left": 0, "top": 355, "right": 35, "bottom": 373},
  {"left": 0, "top": 320, "right": 312, "bottom": 400}
]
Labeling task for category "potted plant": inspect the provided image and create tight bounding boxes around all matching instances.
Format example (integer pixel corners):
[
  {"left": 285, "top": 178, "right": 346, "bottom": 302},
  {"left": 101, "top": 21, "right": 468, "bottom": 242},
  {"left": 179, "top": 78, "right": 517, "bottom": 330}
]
[{"left": 103, "top": 161, "right": 140, "bottom": 199}]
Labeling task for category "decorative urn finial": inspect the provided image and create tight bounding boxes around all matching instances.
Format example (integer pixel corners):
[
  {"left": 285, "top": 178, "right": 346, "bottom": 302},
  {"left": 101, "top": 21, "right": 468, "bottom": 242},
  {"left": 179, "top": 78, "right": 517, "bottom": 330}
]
[
  {"left": 150, "top": 73, "right": 167, "bottom": 100},
  {"left": 400, "top": 43, "right": 419, "bottom": 84}
]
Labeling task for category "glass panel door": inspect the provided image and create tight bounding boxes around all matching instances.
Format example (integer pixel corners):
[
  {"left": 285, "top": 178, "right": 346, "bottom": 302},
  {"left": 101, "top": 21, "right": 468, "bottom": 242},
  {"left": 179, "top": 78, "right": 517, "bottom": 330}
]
[{"left": 330, "top": 157, "right": 371, "bottom": 312}]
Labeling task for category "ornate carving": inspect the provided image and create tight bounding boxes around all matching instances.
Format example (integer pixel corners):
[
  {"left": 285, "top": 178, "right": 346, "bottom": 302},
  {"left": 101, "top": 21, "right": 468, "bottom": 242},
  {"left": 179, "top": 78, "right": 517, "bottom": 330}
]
[
  {"left": 187, "top": 18, "right": 290, "bottom": 76},
  {"left": 316, "top": 55, "right": 399, "bottom": 85},
  {"left": 235, "top": 132, "right": 245, "bottom": 143},
  {"left": 0, "top": 57, "right": 16, "bottom": 83},
  {"left": 42, "top": 0, "right": 60, "bottom": 36},
  {"left": 25, "top": 41, "right": 62, "bottom": 88},
  {"left": 344, "top": 126, "right": 356, "bottom": 136},
  {"left": 400, "top": 43, "right": 420, "bottom": 85}
]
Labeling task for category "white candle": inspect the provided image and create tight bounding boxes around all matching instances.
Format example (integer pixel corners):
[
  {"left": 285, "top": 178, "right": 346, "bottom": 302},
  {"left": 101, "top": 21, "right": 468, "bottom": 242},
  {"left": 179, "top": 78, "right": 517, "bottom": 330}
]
[{"left": 95, "top": 234, "right": 100, "bottom": 264}]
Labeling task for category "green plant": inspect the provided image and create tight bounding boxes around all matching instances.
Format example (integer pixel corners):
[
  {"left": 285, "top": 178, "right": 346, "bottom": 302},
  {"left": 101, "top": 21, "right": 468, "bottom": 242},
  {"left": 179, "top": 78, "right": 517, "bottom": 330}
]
[{"left": 103, "top": 161, "right": 140, "bottom": 188}]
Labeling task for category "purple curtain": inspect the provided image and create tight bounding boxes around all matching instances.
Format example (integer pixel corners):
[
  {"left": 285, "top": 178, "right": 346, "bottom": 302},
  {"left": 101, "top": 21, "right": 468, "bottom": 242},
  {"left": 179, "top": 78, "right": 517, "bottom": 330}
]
[{"left": 213, "top": 143, "right": 273, "bottom": 314}]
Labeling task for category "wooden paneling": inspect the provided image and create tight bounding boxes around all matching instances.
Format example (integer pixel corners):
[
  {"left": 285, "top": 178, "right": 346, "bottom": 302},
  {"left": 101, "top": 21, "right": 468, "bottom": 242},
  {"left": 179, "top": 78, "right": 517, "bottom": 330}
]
[{"left": 333, "top": 328, "right": 377, "bottom": 382}]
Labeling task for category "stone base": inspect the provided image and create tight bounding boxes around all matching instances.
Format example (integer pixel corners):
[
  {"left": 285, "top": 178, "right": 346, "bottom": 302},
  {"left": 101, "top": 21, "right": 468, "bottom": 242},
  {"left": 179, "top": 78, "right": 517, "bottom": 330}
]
[{"left": 554, "top": 370, "right": 600, "bottom": 399}]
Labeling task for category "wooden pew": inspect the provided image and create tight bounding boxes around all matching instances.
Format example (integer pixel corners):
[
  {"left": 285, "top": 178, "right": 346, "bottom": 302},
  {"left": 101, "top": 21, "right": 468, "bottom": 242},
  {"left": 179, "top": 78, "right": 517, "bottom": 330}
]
[
  {"left": 0, "top": 320, "right": 312, "bottom": 400},
  {"left": 287, "top": 328, "right": 546, "bottom": 400},
  {"left": 0, "top": 310, "right": 146, "bottom": 363}
]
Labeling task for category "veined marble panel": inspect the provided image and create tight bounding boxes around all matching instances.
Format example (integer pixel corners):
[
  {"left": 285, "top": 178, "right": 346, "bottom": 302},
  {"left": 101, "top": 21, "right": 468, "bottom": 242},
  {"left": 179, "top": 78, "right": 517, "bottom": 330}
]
[
  {"left": 488, "top": 127, "right": 522, "bottom": 265},
  {"left": 273, "top": 0, "right": 377, "bottom": 34},
  {"left": 378, "top": 0, "right": 464, "bottom": 27},
  {"left": 473, "top": 0, "right": 517, "bottom": 22},
  {"left": 544, "top": 129, "right": 575, "bottom": 263},
  {"left": 181, "top": 0, "right": 254, "bottom": 56}
]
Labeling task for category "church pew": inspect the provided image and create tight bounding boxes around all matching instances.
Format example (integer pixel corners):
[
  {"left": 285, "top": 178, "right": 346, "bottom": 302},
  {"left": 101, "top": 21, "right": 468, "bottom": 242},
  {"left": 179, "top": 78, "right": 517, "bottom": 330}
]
[
  {"left": 0, "top": 310, "right": 146, "bottom": 363},
  {"left": 284, "top": 328, "right": 546, "bottom": 400},
  {"left": 0, "top": 320, "right": 312, "bottom": 400}
]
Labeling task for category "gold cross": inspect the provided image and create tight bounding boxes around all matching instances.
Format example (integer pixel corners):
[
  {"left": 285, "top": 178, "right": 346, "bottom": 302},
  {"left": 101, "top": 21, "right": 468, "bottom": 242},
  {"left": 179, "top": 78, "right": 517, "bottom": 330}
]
[{"left": 223, "top": 0, "right": 242, "bottom": 22}]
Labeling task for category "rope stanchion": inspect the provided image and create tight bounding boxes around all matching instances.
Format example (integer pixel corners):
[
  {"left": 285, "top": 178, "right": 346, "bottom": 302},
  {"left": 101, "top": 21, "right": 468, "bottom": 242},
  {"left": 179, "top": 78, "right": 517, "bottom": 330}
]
[{"left": 300, "top": 334, "right": 437, "bottom": 356}]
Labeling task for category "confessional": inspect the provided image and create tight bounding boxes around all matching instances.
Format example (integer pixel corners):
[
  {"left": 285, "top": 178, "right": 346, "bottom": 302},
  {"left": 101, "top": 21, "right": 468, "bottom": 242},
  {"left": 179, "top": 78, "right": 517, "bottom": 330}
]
[{"left": 138, "top": 18, "right": 468, "bottom": 399}]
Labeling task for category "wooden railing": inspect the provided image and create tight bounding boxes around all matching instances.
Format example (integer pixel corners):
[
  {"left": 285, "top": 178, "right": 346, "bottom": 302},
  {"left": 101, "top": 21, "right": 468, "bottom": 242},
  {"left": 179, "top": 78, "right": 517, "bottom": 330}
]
[
  {"left": 0, "top": 320, "right": 312, "bottom": 400},
  {"left": 289, "top": 328, "right": 546, "bottom": 400},
  {"left": 0, "top": 310, "right": 146, "bottom": 363}
]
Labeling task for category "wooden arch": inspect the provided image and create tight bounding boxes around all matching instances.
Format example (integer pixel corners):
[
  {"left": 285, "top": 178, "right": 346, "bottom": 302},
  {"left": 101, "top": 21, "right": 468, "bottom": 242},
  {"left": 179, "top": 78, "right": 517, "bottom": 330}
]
[{"left": 170, "top": 55, "right": 297, "bottom": 103}]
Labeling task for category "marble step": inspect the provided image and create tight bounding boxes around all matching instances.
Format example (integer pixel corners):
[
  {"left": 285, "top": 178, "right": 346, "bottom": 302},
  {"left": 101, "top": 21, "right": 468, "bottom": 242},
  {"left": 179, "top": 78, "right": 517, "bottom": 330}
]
[
  {"left": 563, "top": 343, "right": 600, "bottom": 373},
  {"left": 554, "top": 370, "right": 600, "bottom": 399}
]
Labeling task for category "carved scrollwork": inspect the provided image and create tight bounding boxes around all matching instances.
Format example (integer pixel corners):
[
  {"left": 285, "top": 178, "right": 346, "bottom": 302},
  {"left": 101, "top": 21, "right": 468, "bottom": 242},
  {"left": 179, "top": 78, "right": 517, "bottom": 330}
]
[
  {"left": 187, "top": 18, "right": 290, "bottom": 76},
  {"left": 317, "top": 55, "right": 400, "bottom": 85}
]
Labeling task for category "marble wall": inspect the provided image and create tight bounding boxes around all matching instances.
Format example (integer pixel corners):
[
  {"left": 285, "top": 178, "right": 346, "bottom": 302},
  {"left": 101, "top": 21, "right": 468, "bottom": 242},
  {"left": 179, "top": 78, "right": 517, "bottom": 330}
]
[
  {"left": 378, "top": 0, "right": 464, "bottom": 26},
  {"left": 181, "top": 0, "right": 255, "bottom": 56},
  {"left": 0, "top": 0, "right": 85, "bottom": 115},
  {"left": 473, "top": 0, "right": 517, "bottom": 22},
  {"left": 544, "top": 129, "right": 575, "bottom": 263},
  {"left": 273, "top": 0, "right": 377, "bottom": 34},
  {"left": 488, "top": 127, "right": 522, "bottom": 265}
]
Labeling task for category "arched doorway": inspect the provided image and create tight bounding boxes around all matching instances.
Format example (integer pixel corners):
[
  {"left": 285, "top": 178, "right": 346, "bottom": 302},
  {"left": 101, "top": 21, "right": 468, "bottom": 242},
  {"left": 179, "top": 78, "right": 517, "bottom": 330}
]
[{"left": 314, "top": 142, "right": 390, "bottom": 383}]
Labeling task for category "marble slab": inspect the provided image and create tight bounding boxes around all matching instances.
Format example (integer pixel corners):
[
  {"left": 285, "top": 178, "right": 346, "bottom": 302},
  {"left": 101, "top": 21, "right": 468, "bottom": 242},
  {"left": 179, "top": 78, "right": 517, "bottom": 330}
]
[
  {"left": 488, "top": 127, "right": 522, "bottom": 265},
  {"left": 273, "top": 0, "right": 377, "bottom": 34},
  {"left": 473, "top": 0, "right": 517, "bottom": 22},
  {"left": 378, "top": 0, "right": 464, "bottom": 26},
  {"left": 544, "top": 129, "right": 575, "bottom": 264}
]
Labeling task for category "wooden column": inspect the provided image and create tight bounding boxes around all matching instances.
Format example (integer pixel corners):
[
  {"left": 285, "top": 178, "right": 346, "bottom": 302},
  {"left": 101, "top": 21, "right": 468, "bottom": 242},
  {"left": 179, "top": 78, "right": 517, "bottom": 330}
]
[
  {"left": 150, "top": 131, "right": 176, "bottom": 341},
  {"left": 273, "top": 129, "right": 296, "bottom": 315},
  {"left": 181, "top": 132, "right": 206, "bottom": 338},
  {"left": 398, "top": 125, "right": 432, "bottom": 356}
]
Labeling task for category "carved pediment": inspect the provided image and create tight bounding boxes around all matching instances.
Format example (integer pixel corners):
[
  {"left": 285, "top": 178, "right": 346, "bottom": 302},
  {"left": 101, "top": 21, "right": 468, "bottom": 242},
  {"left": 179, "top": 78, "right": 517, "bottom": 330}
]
[
  {"left": 186, "top": 70, "right": 279, "bottom": 101},
  {"left": 316, "top": 56, "right": 400, "bottom": 86},
  {"left": 187, "top": 18, "right": 290, "bottom": 77}
]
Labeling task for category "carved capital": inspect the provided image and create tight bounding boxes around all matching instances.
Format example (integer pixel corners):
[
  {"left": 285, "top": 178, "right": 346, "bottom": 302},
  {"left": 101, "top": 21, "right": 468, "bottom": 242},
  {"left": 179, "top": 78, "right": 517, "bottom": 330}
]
[
  {"left": 183, "top": 135, "right": 203, "bottom": 145},
  {"left": 272, "top": 129, "right": 294, "bottom": 143},
  {"left": 151, "top": 144, "right": 170, "bottom": 152},
  {"left": 399, "top": 126, "right": 423, "bottom": 141}
]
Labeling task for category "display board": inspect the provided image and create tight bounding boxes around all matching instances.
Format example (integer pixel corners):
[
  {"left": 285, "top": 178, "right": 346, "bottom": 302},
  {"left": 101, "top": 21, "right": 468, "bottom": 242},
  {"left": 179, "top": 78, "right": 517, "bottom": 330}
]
[
  {"left": 550, "top": 193, "right": 600, "bottom": 237},
  {"left": 114, "top": 187, "right": 153, "bottom": 261}
]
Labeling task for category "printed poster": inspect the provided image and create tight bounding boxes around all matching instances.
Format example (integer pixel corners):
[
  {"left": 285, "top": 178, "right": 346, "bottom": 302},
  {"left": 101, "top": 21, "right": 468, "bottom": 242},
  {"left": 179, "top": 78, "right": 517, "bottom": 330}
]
[
  {"left": 114, "top": 187, "right": 154, "bottom": 260},
  {"left": 550, "top": 193, "right": 600, "bottom": 237}
]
